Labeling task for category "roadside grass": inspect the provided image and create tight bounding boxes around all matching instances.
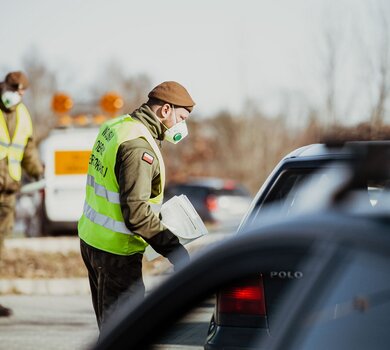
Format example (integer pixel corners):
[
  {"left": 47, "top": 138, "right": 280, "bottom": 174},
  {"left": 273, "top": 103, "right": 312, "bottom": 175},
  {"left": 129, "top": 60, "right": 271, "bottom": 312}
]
[
  {"left": 0, "top": 249, "right": 170, "bottom": 279},
  {"left": 0, "top": 231, "right": 226, "bottom": 279}
]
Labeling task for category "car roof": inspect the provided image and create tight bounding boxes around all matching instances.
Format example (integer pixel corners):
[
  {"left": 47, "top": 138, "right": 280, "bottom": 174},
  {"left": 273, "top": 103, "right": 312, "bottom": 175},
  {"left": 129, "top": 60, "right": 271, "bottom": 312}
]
[{"left": 284, "top": 141, "right": 390, "bottom": 161}]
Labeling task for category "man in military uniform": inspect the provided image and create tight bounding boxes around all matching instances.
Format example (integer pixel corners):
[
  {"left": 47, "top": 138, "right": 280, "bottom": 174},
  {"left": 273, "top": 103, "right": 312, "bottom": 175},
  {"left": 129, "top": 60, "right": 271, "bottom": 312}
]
[
  {"left": 79, "top": 81, "right": 195, "bottom": 329},
  {"left": 0, "top": 71, "right": 44, "bottom": 316}
]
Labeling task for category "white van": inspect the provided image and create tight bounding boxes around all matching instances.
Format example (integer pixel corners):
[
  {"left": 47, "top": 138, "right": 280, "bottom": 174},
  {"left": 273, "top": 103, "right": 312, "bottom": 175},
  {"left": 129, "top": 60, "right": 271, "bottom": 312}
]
[{"left": 38, "top": 126, "right": 99, "bottom": 235}]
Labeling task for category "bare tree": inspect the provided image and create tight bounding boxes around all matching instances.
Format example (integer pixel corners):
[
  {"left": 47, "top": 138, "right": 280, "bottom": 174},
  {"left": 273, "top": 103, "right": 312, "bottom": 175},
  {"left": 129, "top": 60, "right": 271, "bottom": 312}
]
[
  {"left": 91, "top": 61, "right": 152, "bottom": 115},
  {"left": 163, "top": 106, "right": 300, "bottom": 194},
  {"left": 370, "top": 9, "right": 390, "bottom": 128},
  {"left": 22, "top": 49, "right": 58, "bottom": 141},
  {"left": 323, "top": 28, "right": 338, "bottom": 127},
  {"left": 315, "top": 3, "right": 366, "bottom": 128}
]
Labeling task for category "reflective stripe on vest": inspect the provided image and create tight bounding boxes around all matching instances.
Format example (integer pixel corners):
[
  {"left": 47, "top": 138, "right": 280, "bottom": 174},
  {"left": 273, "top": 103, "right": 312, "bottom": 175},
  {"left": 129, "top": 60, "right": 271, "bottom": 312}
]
[
  {"left": 87, "top": 174, "right": 161, "bottom": 214},
  {"left": 0, "top": 104, "right": 33, "bottom": 181},
  {"left": 83, "top": 201, "right": 132, "bottom": 235},
  {"left": 86, "top": 174, "right": 120, "bottom": 204},
  {"left": 78, "top": 115, "right": 165, "bottom": 256},
  {"left": 86, "top": 173, "right": 163, "bottom": 212}
]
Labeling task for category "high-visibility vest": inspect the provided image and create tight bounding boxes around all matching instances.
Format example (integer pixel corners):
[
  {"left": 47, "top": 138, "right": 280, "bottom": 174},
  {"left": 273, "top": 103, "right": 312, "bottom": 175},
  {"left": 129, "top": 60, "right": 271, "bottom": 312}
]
[
  {"left": 78, "top": 115, "right": 165, "bottom": 256},
  {"left": 0, "top": 104, "right": 33, "bottom": 181}
]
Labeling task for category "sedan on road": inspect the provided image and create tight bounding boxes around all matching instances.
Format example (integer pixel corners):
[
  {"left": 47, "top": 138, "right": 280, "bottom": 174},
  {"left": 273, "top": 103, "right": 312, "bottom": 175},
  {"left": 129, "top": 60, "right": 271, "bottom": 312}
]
[{"left": 164, "top": 177, "right": 252, "bottom": 231}]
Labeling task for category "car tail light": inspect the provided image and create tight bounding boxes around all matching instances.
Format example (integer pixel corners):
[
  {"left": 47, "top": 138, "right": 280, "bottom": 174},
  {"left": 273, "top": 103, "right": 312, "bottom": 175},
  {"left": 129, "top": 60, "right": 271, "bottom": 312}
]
[
  {"left": 205, "top": 195, "right": 218, "bottom": 212},
  {"left": 223, "top": 180, "right": 236, "bottom": 190},
  {"left": 216, "top": 275, "right": 267, "bottom": 327}
]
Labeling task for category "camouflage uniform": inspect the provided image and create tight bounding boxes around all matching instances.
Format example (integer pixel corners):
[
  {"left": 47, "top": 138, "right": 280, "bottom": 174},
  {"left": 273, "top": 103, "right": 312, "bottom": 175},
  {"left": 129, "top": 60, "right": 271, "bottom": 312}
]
[
  {"left": 0, "top": 194, "right": 16, "bottom": 258},
  {"left": 0, "top": 83, "right": 43, "bottom": 257}
]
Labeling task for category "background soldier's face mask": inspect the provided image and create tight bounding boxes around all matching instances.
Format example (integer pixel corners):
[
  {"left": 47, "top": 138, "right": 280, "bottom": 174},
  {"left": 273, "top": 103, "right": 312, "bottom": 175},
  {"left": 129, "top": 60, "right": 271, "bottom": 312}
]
[{"left": 1, "top": 90, "right": 22, "bottom": 108}]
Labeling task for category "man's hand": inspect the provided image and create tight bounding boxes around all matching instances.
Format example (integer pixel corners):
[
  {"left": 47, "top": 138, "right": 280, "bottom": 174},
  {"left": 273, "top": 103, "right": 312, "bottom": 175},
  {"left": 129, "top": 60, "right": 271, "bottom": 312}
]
[
  {"left": 144, "top": 228, "right": 190, "bottom": 270},
  {"left": 167, "top": 244, "right": 190, "bottom": 271}
]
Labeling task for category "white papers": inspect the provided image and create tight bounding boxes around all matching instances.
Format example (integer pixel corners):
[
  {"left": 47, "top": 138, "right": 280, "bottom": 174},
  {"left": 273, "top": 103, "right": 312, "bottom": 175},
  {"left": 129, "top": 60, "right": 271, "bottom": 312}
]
[
  {"left": 160, "top": 194, "right": 208, "bottom": 239},
  {"left": 144, "top": 195, "right": 208, "bottom": 261}
]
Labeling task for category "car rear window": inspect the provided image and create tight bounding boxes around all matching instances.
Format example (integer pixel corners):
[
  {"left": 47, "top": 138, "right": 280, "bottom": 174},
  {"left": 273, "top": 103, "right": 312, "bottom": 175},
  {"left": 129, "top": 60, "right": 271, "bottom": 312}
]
[
  {"left": 165, "top": 185, "right": 209, "bottom": 198},
  {"left": 244, "top": 169, "right": 316, "bottom": 227},
  {"left": 165, "top": 184, "right": 250, "bottom": 198},
  {"left": 209, "top": 187, "right": 250, "bottom": 197}
]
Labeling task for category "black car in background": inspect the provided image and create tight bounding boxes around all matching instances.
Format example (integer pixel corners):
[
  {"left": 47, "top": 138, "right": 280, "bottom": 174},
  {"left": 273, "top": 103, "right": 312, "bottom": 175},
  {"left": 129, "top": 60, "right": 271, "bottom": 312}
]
[
  {"left": 93, "top": 141, "right": 390, "bottom": 350},
  {"left": 164, "top": 177, "right": 252, "bottom": 231}
]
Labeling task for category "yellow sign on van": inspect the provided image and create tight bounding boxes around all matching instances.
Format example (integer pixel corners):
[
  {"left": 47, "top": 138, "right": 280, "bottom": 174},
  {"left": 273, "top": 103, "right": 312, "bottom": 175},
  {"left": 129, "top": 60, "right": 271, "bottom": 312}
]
[{"left": 55, "top": 151, "right": 91, "bottom": 175}]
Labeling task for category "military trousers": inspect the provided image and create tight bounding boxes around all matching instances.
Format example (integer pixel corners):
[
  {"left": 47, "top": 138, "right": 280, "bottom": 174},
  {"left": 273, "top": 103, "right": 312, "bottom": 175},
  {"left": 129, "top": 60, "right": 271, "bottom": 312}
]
[
  {"left": 80, "top": 239, "right": 145, "bottom": 330},
  {"left": 0, "top": 193, "right": 16, "bottom": 259}
]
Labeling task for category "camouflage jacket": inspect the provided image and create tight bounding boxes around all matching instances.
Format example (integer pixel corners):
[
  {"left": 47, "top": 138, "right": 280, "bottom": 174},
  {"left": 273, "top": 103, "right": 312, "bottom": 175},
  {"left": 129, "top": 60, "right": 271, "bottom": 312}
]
[{"left": 0, "top": 85, "right": 44, "bottom": 193}]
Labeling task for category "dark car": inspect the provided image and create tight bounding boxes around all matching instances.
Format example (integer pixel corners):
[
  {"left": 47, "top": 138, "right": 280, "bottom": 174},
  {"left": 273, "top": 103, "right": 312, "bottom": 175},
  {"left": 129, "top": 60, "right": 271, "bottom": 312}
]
[
  {"left": 93, "top": 142, "right": 390, "bottom": 350},
  {"left": 164, "top": 177, "right": 252, "bottom": 231},
  {"left": 206, "top": 141, "right": 390, "bottom": 349}
]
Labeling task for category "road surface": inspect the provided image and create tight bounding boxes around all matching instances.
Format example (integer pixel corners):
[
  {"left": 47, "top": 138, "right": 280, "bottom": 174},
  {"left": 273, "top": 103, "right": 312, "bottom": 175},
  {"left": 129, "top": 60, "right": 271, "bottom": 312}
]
[
  {"left": 0, "top": 233, "right": 229, "bottom": 349},
  {"left": 0, "top": 294, "right": 214, "bottom": 350}
]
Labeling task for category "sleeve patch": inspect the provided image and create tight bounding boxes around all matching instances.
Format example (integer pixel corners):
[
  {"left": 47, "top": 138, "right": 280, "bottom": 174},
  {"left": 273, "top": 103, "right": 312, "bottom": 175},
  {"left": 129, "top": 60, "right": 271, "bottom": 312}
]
[{"left": 142, "top": 152, "right": 154, "bottom": 165}]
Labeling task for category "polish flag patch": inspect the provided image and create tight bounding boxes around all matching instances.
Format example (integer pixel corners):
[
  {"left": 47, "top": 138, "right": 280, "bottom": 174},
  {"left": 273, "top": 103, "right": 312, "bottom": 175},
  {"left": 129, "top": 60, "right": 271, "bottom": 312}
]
[{"left": 142, "top": 152, "right": 154, "bottom": 165}]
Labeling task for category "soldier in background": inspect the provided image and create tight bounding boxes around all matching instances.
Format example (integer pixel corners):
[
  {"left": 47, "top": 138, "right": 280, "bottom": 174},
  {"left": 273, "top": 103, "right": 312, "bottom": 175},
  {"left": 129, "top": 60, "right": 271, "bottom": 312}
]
[{"left": 0, "top": 71, "right": 44, "bottom": 317}]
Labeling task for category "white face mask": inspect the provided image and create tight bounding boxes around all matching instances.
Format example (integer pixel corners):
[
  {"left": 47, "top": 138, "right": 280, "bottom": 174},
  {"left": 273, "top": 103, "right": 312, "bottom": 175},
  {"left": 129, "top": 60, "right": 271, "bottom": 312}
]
[
  {"left": 2, "top": 91, "right": 22, "bottom": 108},
  {"left": 164, "top": 119, "right": 188, "bottom": 144},
  {"left": 163, "top": 106, "right": 189, "bottom": 144}
]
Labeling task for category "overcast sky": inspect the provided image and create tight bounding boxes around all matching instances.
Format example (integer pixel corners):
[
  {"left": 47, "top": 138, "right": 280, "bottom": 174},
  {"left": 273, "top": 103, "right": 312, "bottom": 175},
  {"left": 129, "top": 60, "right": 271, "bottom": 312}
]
[{"left": 2, "top": 0, "right": 389, "bottom": 123}]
